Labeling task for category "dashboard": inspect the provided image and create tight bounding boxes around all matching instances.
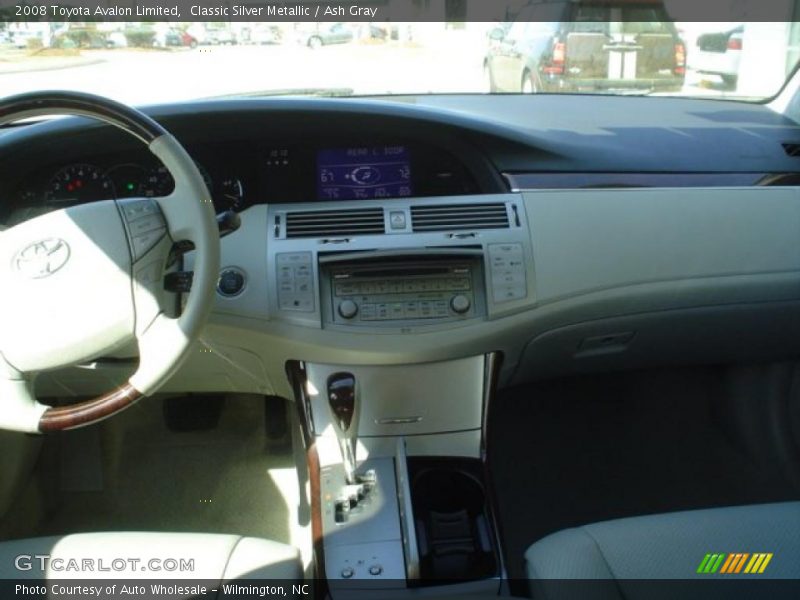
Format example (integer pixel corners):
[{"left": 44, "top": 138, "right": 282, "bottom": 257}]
[
  {"left": 0, "top": 111, "right": 488, "bottom": 227},
  {"left": 1, "top": 139, "right": 480, "bottom": 227},
  {"left": 4, "top": 94, "right": 800, "bottom": 400}
]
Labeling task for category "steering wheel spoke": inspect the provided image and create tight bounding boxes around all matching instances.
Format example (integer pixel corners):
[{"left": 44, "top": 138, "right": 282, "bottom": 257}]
[
  {"left": 0, "top": 354, "right": 44, "bottom": 434},
  {"left": 0, "top": 199, "right": 135, "bottom": 373},
  {"left": 151, "top": 135, "right": 217, "bottom": 244}
]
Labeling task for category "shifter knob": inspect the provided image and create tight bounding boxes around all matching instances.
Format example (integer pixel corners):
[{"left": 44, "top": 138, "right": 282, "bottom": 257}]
[
  {"left": 327, "top": 372, "right": 356, "bottom": 432},
  {"left": 327, "top": 372, "right": 359, "bottom": 485}
]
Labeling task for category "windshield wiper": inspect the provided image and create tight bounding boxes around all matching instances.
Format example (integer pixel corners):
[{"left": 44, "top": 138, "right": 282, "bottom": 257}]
[{"left": 207, "top": 88, "right": 355, "bottom": 99}]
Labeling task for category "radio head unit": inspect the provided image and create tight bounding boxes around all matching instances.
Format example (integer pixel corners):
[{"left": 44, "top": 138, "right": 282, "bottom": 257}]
[{"left": 319, "top": 252, "right": 486, "bottom": 328}]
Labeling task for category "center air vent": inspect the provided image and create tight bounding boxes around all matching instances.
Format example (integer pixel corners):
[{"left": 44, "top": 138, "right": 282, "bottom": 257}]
[
  {"left": 285, "top": 208, "right": 385, "bottom": 238},
  {"left": 411, "top": 203, "right": 509, "bottom": 232}
]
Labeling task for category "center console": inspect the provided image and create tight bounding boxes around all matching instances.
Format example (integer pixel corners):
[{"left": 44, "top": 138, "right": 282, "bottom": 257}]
[
  {"left": 290, "top": 353, "right": 504, "bottom": 598},
  {"left": 274, "top": 195, "right": 528, "bottom": 596}
]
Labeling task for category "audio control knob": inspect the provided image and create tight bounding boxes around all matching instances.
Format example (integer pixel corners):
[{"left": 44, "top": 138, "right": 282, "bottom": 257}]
[
  {"left": 450, "top": 294, "right": 471, "bottom": 314},
  {"left": 338, "top": 299, "right": 359, "bottom": 319}
]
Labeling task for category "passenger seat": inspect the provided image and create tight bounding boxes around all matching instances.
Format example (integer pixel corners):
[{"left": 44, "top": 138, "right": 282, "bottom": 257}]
[{"left": 525, "top": 502, "right": 800, "bottom": 599}]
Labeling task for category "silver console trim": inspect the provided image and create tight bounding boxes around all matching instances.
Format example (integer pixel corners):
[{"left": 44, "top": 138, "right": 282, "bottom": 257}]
[
  {"left": 377, "top": 416, "right": 423, "bottom": 425},
  {"left": 481, "top": 351, "right": 509, "bottom": 586},
  {"left": 318, "top": 247, "right": 485, "bottom": 264},
  {"left": 394, "top": 438, "right": 420, "bottom": 582}
]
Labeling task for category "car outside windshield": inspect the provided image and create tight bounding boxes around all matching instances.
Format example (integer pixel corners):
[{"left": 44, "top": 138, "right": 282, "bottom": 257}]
[{"left": 0, "top": 19, "right": 797, "bottom": 104}]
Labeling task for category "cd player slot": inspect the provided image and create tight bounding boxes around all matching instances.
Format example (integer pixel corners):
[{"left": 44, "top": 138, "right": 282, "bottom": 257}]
[{"left": 341, "top": 266, "right": 453, "bottom": 279}]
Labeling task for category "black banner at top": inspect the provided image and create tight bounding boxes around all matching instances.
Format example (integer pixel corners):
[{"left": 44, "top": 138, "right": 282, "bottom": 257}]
[{"left": 0, "top": 0, "right": 799, "bottom": 23}]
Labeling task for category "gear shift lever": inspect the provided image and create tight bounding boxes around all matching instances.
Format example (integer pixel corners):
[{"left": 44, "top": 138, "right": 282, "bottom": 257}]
[{"left": 327, "top": 372, "right": 358, "bottom": 484}]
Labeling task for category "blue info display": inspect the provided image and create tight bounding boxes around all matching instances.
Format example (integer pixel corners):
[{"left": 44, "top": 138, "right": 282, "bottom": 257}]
[{"left": 317, "top": 146, "right": 412, "bottom": 200}]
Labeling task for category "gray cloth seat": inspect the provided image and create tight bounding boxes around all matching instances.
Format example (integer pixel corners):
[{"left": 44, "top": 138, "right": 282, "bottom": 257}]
[
  {"left": 0, "top": 531, "right": 302, "bottom": 581},
  {"left": 525, "top": 502, "right": 800, "bottom": 600}
]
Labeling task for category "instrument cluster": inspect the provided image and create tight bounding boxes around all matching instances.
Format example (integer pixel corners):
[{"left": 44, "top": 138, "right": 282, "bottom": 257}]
[
  {"left": 14, "top": 159, "right": 247, "bottom": 218},
  {"left": 3, "top": 137, "right": 481, "bottom": 229}
]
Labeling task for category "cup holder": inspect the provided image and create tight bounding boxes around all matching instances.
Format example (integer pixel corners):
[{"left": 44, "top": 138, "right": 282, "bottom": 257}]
[{"left": 411, "top": 464, "right": 498, "bottom": 582}]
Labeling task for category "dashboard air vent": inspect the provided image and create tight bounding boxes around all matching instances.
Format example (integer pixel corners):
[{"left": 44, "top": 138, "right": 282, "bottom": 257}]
[
  {"left": 782, "top": 143, "right": 800, "bottom": 157},
  {"left": 285, "top": 208, "right": 385, "bottom": 238},
  {"left": 411, "top": 203, "right": 509, "bottom": 232}
]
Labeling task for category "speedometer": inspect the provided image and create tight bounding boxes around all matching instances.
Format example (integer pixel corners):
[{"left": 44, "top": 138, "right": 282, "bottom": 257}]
[
  {"left": 48, "top": 164, "right": 113, "bottom": 204},
  {"left": 143, "top": 164, "right": 212, "bottom": 198},
  {"left": 219, "top": 177, "right": 245, "bottom": 211},
  {"left": 107, "top": 163, "right": 147, "bottom": 198}
]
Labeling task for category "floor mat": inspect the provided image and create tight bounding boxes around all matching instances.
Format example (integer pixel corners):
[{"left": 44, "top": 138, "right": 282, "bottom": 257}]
[
  {"left": 38, "top": 396, "right": 300, "bottom": 546},
  {"left": 488, "top": 367, "right": 800, "bottom": 584}
]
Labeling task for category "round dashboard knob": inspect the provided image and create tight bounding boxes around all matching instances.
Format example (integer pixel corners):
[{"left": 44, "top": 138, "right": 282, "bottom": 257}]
[
  {"left": 217, "top": 268, "right": 245, "bottom": 297},
  {"left": 450, "top": 294, "right": 471, "bottom": 314},
  {"left": 338, "top": 299, "right": 359, "bottom": 319}
]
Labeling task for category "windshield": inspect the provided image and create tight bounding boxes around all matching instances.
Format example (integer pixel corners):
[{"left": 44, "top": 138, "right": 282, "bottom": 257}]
[{"left": 1, "top": 18, "right": 797, "bottom": 104}]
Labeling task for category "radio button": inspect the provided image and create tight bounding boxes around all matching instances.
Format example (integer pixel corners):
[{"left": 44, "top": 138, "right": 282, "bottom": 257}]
[
  {"left": 360, "top": 304, "right": 376, "bottom": 320},
  {"left": 452, "top": 278, "right": 471, "bottom": 291},
  {"left": 450, "top": 294, "right": 471, "bottom": 314},
  {"left": 336, "top": 282, "right": 358, "bottom": 295},
  {"left": 419, "top": 301, "right": 433, "bottom": 317},
  {"left": 338, "top": 299, "right": 359, "bottom": 319}
]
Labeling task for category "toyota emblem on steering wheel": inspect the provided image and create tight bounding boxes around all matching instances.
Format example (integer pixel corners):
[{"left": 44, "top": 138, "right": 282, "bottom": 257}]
[{"left": 13, "top": 238, "right": 71, "bottom": 279}]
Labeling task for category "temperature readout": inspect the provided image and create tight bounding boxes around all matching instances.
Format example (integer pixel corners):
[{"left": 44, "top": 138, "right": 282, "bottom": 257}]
[{"left": 317, "top": 145, "right": 412, "bottom": 200}]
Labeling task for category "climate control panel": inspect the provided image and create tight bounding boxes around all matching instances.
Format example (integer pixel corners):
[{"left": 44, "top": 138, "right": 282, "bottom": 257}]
[{"left": 320, "top": 254, "right": 485, "bottom": 328}]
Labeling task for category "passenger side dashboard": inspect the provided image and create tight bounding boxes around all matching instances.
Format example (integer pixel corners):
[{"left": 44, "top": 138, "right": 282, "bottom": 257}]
[{"left": 198, "top": 185, "right": 800, "bottom": 390}]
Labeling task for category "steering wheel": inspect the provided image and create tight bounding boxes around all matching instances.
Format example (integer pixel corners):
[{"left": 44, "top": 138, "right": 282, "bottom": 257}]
[{"left": 0, "top": 92, "right": 220, "bottom": 433}]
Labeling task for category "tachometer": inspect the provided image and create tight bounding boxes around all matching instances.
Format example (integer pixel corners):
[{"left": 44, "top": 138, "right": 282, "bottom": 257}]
[{"left": 48, "top": 164, "right": 113, "bottom": 204}]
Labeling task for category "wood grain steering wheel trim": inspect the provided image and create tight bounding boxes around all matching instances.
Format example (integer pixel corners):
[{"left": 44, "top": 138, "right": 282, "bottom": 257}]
[{"left": 38, "top": 383, "right": 143, "bottom": 432}]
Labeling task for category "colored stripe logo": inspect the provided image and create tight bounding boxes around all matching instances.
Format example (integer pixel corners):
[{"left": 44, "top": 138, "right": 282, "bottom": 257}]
[{"left": 697, "top": 553, "right": 773, "bottom": 574}]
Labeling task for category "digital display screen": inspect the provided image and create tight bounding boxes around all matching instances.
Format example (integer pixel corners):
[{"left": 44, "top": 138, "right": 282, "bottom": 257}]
[{"left": 317, "top": 146, "right": 412, "bottom": 200}]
